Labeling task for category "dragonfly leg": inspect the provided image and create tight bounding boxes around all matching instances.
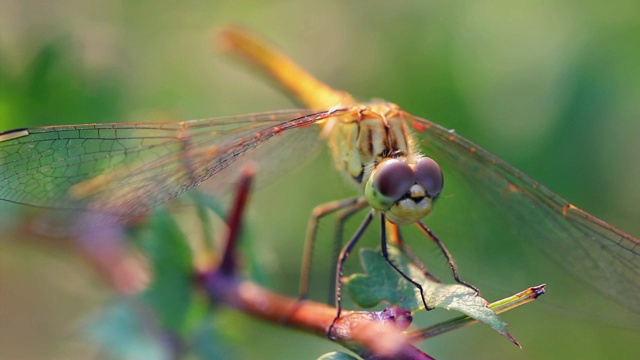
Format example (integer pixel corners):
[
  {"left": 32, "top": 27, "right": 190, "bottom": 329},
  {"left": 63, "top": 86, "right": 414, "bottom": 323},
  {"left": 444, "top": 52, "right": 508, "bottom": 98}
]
[
  {"left": 416, "top": 221, "right": 480, "bottom": 294},
  {"left": 299, "top": 197, "right": 365, "bottom": 300},
  {"left": 386, "top": 220, "right": 441, "bottom": 283},
  {"left": 380, "top": 214, "right": 433, "bottom": 311},
  {"left": 327, "top": 210, "right": 375, "bottom": 339},
  {"left": 326, "top": 199, "right": 369, "bottom": 305}
]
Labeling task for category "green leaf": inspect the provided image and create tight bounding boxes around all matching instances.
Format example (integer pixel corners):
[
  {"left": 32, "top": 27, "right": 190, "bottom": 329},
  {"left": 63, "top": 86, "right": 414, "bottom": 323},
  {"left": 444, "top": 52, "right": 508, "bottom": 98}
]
[
  {"left": 139, "top": 207, "right": 194, "bottom": 332},
  {"left": 191, "top": 316, "right": 232, "bottom": 360},
  {"left": 345, "top": 247, "right": 515, "bottom": 342},
  {"left": 86, "top": 300, "right": 169, "bottom": 360}
]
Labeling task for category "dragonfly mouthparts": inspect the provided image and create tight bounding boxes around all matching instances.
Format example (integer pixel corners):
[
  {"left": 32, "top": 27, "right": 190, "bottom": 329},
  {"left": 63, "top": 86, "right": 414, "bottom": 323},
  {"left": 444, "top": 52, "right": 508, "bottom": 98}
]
[
  {"left": 409, "top": 183, "right": 428, "bottom": 198},
  {"left": 397, "top": 184, "right": 428, "bottom": 202},
  {"left": 385, "top": 184, "right": 434, "bottom": 225}
]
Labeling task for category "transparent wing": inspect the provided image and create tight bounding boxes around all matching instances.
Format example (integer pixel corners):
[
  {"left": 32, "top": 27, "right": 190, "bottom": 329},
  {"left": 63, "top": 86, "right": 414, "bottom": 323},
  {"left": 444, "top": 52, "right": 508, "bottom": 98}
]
[
  {"left": 0, "top": 109, "right": 349, "bottom": 219},
  {"left": 404, "top": 111, "right": 640, "bottom": 317}
]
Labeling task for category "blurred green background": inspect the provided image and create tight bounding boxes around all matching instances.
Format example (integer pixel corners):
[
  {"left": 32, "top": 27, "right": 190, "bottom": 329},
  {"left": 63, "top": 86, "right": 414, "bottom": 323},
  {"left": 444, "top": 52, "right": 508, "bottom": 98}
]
[{"left": 1, "top": 0, "right": 638, "bottom": 359}]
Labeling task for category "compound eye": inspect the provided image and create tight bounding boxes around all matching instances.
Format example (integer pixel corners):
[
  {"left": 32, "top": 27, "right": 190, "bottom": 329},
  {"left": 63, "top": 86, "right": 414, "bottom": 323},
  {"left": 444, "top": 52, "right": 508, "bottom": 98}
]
[
  {"left": 371, "top": 159, "right": 414, "bottom": 201},
  {"left": 415, "top": 157, "right": 443, "bottom": 198}
]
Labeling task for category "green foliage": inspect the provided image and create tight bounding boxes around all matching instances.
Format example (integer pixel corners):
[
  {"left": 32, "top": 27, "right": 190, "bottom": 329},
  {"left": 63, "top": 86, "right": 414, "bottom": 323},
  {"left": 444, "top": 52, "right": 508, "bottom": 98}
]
[
  {"left": 138, "top": 208, "right": 194, "bottom": 332},
  {"left": 346, "top": 247, "right": 514, "bottom": 341},
  {"left": 191, "top": 318, "right": 232, "bottom": 360},
  {"left": 0, "top": 38, "right": 123, "bottom": 130},
  {"left": 90, "top": 205, "right": 233, "bottom": 359},
  {"left": 86, "top": 301, "right": 170, "bottom": 360}
]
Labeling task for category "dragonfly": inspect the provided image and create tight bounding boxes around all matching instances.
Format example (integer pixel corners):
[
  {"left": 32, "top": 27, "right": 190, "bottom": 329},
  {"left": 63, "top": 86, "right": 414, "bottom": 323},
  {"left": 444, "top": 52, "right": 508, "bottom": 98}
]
[{"left": 1, "top": 27, "right": 639, "bottom": 336}]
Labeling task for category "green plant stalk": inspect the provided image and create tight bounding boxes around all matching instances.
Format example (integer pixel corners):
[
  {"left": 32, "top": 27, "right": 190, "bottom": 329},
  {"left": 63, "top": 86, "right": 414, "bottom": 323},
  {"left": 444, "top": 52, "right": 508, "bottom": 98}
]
[{"left": 407, "top": 284, "right": 546, "bottom": 343}]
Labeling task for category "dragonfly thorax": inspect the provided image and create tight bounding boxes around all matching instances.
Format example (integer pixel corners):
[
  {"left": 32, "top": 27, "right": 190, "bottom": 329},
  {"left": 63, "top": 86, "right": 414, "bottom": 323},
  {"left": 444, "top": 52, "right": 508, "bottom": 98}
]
[
  {"left": 325, "top": 103, "right": 443, "bottom": 225},
  {"left": 326, "top": 103, "right": 413, "bottom": 185}
]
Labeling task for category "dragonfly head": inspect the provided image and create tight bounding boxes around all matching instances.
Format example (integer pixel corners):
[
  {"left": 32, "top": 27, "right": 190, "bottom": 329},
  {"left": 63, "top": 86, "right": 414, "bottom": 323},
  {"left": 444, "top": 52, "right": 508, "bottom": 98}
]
[{"left": 365, "top": 157, "right": 443, "bottom": 225}]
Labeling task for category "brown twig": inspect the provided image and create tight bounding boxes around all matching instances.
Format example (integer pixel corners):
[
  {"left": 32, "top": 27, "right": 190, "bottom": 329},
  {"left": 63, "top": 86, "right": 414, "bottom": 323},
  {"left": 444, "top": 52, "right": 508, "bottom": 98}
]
[
  {"left": 198, "top": 270, "right": 431, "bottom": 360},
  {"left": 197, "top": 165, "right": 433, "bottom": 360}
]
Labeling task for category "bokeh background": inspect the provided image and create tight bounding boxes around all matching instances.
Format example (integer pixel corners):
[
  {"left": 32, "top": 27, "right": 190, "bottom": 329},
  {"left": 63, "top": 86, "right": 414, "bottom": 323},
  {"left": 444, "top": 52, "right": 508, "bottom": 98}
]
[{"left": 1, "top": 1, "right": 639, "bottom": 359}]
